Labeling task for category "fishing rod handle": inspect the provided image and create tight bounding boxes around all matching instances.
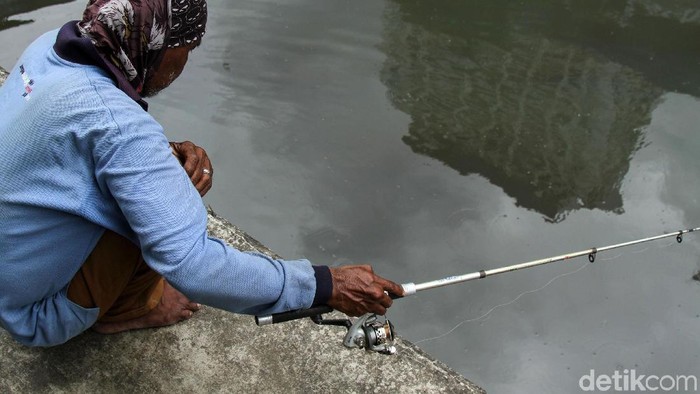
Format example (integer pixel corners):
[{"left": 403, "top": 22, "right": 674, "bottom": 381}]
[
  {"left": 256, "top": 284, "right": 413, "bottom": 326},
  {"left": 256, "top": 305, "right": 334, "bottom": 326}
]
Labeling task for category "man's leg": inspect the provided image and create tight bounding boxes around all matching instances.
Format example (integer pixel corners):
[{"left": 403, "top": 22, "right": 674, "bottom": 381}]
[{"left": 67, "top": 230, "right": 200, "bottom": 334}]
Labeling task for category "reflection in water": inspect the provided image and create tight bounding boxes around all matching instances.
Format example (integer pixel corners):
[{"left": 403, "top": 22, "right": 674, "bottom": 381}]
[
  {"left": 380, "top": 0, "right": 699, "bottom": 221},
  {"left": 0, "top": 0, "right": 74, "bottom": 31}
]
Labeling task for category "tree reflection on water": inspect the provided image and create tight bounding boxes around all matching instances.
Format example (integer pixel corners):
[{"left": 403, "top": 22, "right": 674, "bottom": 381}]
[{"left": 380, "top": 0, "right": 699, "bottom": 221}]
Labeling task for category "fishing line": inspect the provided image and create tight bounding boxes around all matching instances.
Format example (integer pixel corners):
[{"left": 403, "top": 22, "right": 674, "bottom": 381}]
[
  {"left": 410, "top": 239, "right": 686, "bottom": 348},
  {"left": 411, "top": 261, "right": 590, "bottom": 347}
]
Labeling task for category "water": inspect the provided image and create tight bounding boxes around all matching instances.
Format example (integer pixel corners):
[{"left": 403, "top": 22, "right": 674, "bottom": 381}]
[{"left": 3, "top": 1, "right": 700, "bottom": 392}]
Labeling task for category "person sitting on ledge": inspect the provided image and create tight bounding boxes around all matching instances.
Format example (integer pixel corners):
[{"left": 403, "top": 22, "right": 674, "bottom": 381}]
[{"left": 0, "top": 0, "right": 403, "bottom": 347}]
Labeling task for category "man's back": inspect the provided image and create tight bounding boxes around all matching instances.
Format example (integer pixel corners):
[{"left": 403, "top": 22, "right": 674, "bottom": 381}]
[
  {"left": 0, "top": 29, "right": 146, "bottom": 346},
  {"left": 0, "top": 26, "right": 325, "bottom": 348}
]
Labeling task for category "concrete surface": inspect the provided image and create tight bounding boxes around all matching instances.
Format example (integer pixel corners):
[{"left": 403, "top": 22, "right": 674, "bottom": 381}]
[{"left": 0, "top": 67, "right": 484, "bottom": 393}]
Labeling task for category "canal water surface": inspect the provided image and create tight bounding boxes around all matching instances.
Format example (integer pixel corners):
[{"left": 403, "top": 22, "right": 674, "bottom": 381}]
[{"left": 2, "top": 1, "right": 700, "bottom": 392}]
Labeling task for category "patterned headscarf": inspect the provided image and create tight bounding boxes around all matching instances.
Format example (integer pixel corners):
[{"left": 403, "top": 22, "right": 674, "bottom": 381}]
[
  {"left": 169, "top": 0, "right": 207, "bottom": 48},
  {"left": 77, "top": 0, "right": 207, "bottom": 94}
]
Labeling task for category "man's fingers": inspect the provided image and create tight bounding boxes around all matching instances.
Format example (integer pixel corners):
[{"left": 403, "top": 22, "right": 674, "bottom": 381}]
[
  {"left": 195, "top": 156, "right": 213, "bottom": 196},
  {"left": 371, "top": 304, "right": 387, "bottom": 316},
  {"left": 202, "top": 155, "right": 213, "bottom": 178},
  {"left": 374, "top": 276, "right": 404, "bottom": 298},
  {"left": 184, "top": 152, "right": 201, "bottom": 183},
  {"left": 365, "top": 281, "right": 396, "bottom": 312},
  {"left": 378, "top": 293, "right": 393, "bottom": 309},
  {"left": 170, "top": 142, "right": 184, "bottom": 162},
  {"left": 199, "top": 183, "right": 212, "bottom": 197},
  {"left": 195, "top": 175, "right": 212, "bottom": 196}
]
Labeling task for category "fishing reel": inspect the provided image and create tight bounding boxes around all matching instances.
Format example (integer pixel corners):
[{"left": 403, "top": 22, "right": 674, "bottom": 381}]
[
  {"left": 256, "top": 306, "right": 397, "bottom": 355},
  {"left": 312, "top": 312, "right": 397, "bottom": 355},
  {"left": 344, "top": 313, "right": 396, "bottom": 354}
]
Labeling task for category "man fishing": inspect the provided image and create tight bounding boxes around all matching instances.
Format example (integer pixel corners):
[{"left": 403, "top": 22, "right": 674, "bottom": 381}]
[{"left": 0, "top": 0, "right": 403, "bottom": 347}]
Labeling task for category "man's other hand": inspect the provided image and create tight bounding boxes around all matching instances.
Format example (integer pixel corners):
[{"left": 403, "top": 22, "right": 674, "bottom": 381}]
[
  {"left": 327, "top": 265, "right": 404, "bottom": 316},
  {"left": 170, "top": 141, "right": 213, "bottom": 196}
]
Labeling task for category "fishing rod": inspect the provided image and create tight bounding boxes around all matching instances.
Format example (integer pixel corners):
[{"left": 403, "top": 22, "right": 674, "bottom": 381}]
[{"left": 256, "top": 227, "right": 700, "bottom": 354}]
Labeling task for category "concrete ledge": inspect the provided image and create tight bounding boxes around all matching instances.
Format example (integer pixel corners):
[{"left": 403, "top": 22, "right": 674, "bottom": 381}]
[{"left": 0, "top": 67, "right": 484, "bottom": 393}]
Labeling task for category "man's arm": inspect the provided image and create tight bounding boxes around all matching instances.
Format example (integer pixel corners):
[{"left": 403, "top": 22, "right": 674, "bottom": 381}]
[{"left": 169, "top": 141, "right": 404, "bottom": 315}]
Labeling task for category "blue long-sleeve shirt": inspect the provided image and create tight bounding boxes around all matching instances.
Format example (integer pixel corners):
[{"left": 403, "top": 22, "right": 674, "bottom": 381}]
[{"left": 0, "top": 27, "right": 330, "bottom": 347}]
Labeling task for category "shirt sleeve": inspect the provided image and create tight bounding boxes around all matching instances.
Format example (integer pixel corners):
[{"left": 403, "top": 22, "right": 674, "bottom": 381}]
[{"left": 91, "top": 97, "right": 320, "bottom": 315}]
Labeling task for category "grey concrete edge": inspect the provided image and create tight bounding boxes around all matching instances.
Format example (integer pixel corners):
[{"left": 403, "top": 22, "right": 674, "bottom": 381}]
[
  {"left": 0, "top": 66, "right": 484, "bottom": 393},
  {"left": 206, "top": 207, "right": 484, "bottom": 389}
]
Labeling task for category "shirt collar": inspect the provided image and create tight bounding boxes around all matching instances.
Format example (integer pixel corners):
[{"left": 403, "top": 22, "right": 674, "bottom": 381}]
[{"left": 53, "top": 21, "right": 149, "bottom": 111}]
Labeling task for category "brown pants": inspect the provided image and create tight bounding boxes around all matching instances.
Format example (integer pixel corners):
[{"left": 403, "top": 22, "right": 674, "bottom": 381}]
[{"left": 67, "top": 230, "right": 164, "bottom": 323}]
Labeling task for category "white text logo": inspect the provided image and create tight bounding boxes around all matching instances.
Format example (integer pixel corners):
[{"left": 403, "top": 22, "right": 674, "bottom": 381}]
[{"left": 579, "top": 369, "right": 697, "bottom": 392}]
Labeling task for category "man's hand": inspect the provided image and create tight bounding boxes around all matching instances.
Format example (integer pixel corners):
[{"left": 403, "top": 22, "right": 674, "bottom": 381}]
[
  {"left": 327, "top": 265, "right": 404, "bottom": 317},
  {"left": 170, "top": 141, "right": 213, "bottom": 196}
]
